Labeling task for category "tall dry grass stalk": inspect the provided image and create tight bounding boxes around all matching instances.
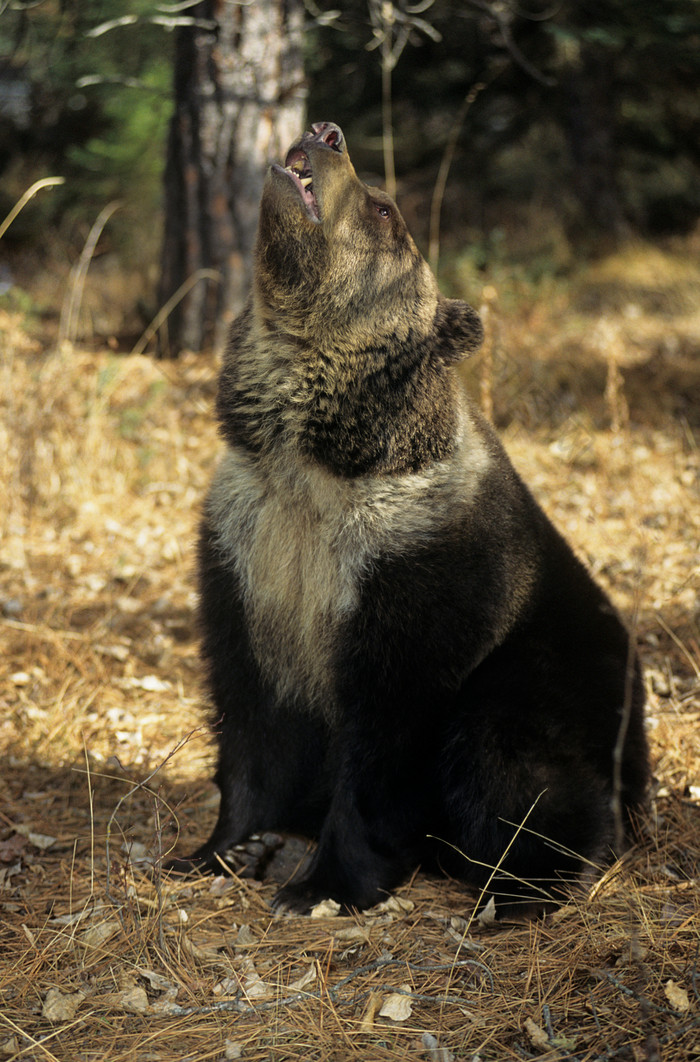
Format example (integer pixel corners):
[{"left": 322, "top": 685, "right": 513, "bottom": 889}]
[
  {"left": 131, "top": 268, "right": 221, "bottom": 357},
  {"left": 378, "top": 1, "right": 397, "bottom": 201},
  {"left": 0, "top": 176, "right": 64, "bottom": 243},
  {"left": 367, "top": 0, "right": 440, "bottom": 200},
  {"left": 428, "top": 81, "right": 487, "bottom": 276},
  {"left": 612, "top": 590, "right": 643, "bottom": 854},
  {"left": 478, "top": 285, "right": 498, "bottom": 423},
  {"left": 57, "top": 201, "right": 121, "bottom": 351},
  {"left": 592, "top": 316, "right": 630, "bottom": 432}
]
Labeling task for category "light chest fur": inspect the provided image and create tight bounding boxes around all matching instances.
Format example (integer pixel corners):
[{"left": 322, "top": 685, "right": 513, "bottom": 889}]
[{"left": 207, "top": 406, "right": 493, "bottom": 715}]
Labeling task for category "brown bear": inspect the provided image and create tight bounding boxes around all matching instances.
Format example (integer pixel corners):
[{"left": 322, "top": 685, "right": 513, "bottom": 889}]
[{"left": 168, "top": 121, "right": 649, "bottom": 917}]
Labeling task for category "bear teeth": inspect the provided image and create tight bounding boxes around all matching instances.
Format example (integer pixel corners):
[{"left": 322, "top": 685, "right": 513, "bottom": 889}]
[{"left": 286, "top": 163, "right": 312, "bottom": 188}]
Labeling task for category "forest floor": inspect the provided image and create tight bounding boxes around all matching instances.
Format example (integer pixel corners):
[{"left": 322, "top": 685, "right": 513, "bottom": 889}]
[{"left": 0, "top": 239, "right": 699, "bottom": 1061}]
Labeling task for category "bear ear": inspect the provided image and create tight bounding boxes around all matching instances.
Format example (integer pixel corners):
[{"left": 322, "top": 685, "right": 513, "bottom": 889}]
[{"left": 432, "top": 297, "right": 484, "bottom": 362}]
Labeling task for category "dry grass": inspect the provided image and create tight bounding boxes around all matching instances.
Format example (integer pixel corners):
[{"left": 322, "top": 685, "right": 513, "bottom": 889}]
[{"left": 1, "top": 243, "right": 698, "bottom": 1061}]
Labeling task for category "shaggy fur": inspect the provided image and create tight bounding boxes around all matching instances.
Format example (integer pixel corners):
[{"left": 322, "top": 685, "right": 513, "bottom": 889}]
[{"left": 168, "top": 122, "right": 649, "bottom": 917}]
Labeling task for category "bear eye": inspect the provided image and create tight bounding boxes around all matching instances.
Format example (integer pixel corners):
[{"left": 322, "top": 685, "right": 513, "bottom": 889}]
[{"left": 375, "top": 203, "right": 391, "bottom": 220}]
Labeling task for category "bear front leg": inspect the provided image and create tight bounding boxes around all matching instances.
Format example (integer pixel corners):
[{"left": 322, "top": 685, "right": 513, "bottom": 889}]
[
  {"left": 166, "top": 755, "right": 278, "bottom": 876},
  {"left": 271, "top": 791, "right": 395, "bottom": 913},
  {"left": 270, "top": 547, "right": 492, "bottom": 914},
  {"left": 272, "top": 709, "right": 441, "bottom": 913},
  {"left": 166, "top": 519, "right": 332, "bottom": 875},
  {"left": 166, "top": 695, "right": 333, "bottom": 876}
]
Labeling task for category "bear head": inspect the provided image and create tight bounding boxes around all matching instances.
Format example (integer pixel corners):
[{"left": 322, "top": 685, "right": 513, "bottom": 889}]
[{"left": 254, "top": 121, "right": 483, "bottom": 362}]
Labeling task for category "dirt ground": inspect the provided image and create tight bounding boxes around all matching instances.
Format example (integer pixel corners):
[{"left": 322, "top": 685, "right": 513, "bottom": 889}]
[{"left": 0, "top": 243, "right": 698, "bottom": 1061}]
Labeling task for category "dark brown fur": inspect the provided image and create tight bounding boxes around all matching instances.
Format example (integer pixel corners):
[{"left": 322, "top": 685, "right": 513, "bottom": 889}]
[{"left": 168, "top": 123, "right": 649, "bottom": 918}]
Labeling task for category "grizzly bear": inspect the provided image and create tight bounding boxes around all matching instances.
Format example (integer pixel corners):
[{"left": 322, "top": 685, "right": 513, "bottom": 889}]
[{"left": 168, "top": 121, "right": 649, "bottom": 917}]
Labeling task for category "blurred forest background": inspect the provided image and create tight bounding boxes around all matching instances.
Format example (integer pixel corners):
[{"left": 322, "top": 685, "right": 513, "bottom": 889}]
[{"left": 1, "top": 0, "right": 699, "bottom": 355}]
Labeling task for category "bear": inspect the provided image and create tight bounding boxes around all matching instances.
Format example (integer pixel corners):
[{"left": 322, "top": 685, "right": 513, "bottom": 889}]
[{"left": 167, "top": 121, "right": 649, "bottom": 918}]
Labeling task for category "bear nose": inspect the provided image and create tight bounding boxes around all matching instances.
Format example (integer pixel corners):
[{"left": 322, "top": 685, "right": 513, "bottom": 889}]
[{"left": 309, "top": 122, "right": 344, "bottom": 152}]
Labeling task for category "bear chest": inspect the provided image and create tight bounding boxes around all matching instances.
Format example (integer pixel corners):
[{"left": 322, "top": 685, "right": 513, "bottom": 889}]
[
  {"left": 205, "top": 439, "right": 482, "bottom": 713},
  {"left": 207, "top": 430, "right": 492, "bottom": 715},
  {"left": 208, "top": 449, "right": 377, "bottom": 714}
]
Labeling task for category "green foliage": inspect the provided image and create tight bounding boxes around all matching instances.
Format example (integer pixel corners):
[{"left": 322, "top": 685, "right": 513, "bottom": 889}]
[
  {"left": 0, "top": 0, "right": 173, "bottom": 256},
  {"left": 65, "top": 61, "right": 172, "bottom": 236},
  {"left": 0, "top": 283, "right": 43, "bottom": 320}
]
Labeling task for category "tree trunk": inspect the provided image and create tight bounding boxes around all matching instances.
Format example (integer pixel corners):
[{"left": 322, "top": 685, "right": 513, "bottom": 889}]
[
  {"left": 159, "top": 0, "right": 306, "bottom": 356},
  {"left": 562, "top": 48, "right": 626, "bottom": 238}
]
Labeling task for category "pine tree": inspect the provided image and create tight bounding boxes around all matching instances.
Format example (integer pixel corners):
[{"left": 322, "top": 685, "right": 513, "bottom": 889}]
[{"left": 158, "top": 0, "right": 306, "bottom": 355}]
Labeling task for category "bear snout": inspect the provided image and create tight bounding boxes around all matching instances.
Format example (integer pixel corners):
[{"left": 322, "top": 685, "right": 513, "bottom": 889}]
[{"left": 308, "top": 121, "right": 344, "bottom": 152}]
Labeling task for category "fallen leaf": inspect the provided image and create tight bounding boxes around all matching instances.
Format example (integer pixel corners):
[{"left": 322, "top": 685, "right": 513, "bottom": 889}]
[
  {"left": 333, "top": 924, "right": 370, "bottom": 944},
  {"left": 117, "top": 985, "right": 150, "bottom": 1014},
  {"left": 0, "top": 1035, "right": 19, "bottom": 1057},
  {"left": 150, "top": 995, "right": 181, "bottom": 1015},
  {"left": 116, "top": 596, "right": 143, "bottom": 615},
  {"left": 234, "top": 924, "right": 257, "bottom": 947},
  {"left": 42, "top": 987, "right": 86, "bottom": 1021},
  {"left": 477, "top": 896, "right": 498, "bottom": 927},
  {"left": 96, "top": 643, "right": 130, "bottom": 661},
  {"left": 209, "top": 875, "right": 235, "bottom": 897},
  {"left": 551, "top": 1033, "right": 578, "bottom": 1051},
  {"left": 27, "top": 831, "right": 56, "bottom": 850},
  {"left": 370, "top": 896, "right": 415, "bottom": 917},
  {"left": 180, "top": 934, "right": 220, "bottom": 962},
  {"left": 664, "top": 980, "right": 691, "bottom": 1013},
  {"left": 136, "top": 967, "right": 177, "bottom": 993},
  {"left": 288, "top": 963, "right": 317, "bottom": 992},
  {"left": 310, "top": 898, "right": 341, "bottom": 918},
  {"left": 0, "top": 862, "right": 22, "bottom": 887},
  {"left": 240, "top": 959, "right": 273, "bottom": 1000},
  {"left": 80, "top": 919, "right": 120, "bottom": 949},
  {"left": 12, "top": 824, "right": 56, "bottom": 850},
  {"left": 524, "top": 1016, "right": 549, "bottom": 1050},
  {"left": 379, "top": 984, "right": 413, "bottom": 1021},
  {"left": 421, "top": 1032, "right": 455, "bottom": 1062},
  {"left": 0, "top": 834, "right": 28, "bottom": 863},
  {"left": 128, "top": 674, "right": 170, "bottom": 692},
  {"left": 51, "top": 911, "right": 87, "bottom": 926},
  {"left": 124, "top": 841, "right": 151, "bottom": 864},
  {"left": 632, "top": 1035, "right": 663, "bottom": 1062},
  {"left": 213, "top": 976, "right": 239, "bottom": 996},
  {"left": 628, "top": 938, "right": 648, "bottom": 962},
  {"left": 360, "top": 991, "right": 383, "bottom": 1032}
]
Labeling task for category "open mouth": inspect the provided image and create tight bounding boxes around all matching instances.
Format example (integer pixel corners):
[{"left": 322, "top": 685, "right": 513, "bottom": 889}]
[{"left": 279, "top": 147, "right": 319, "bottom": 221}]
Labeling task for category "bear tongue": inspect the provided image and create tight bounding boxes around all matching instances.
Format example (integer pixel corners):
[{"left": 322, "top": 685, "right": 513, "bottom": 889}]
[{"left": 284, "top": 147, "right": 311, "bottom": 180}]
